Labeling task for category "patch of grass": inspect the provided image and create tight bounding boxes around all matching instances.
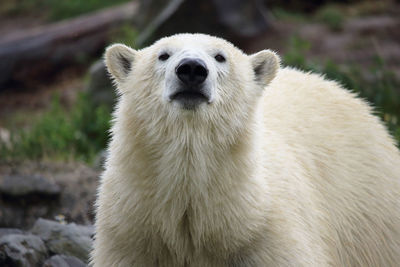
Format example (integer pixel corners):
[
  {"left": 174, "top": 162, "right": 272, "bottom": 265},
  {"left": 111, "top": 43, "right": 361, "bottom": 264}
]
[
  {"left": 345, "top": 0, "right": 392, "bottom": 17},
  {"left": 1, "top": 0, "right": 131, "bottom": 21},
  {"left": 1, "top": 92, "right": 112, "bottom": 163},
  {"left": 271, "top": 8, "right": 307, "bottom": 22},
  {"left": 284, "top": 36, "right": 400, "bottom": 147},
  {"left": 45, "top": 0, "right": 132, "bottom": 21},
  {"left": 283, "top": 37, "right": 314, "bottom": 70},
  {"left": 111, "top": 23, "right": 139, "bottom": 48},
  {"left": 314, "top": 5, "right": 345, "bottom": 31},
  {"left": 0, "top": 0, "right": 38, "bottom": 17}
]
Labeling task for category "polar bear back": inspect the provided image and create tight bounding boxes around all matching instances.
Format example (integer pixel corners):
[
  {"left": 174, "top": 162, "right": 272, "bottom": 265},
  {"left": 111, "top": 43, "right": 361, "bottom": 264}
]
[{"left": 262, "top": 67, "right": 400, "bottom": 266}]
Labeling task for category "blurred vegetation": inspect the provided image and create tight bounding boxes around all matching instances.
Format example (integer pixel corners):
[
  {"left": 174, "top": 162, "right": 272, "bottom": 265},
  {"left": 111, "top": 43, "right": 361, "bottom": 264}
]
[
  {"left": 271, "top": 8, "right": 308, "bottom": 22},
  {"left": 271, "top": 5, "right": 346, "bottom": 31},
  {"left": 111, "top": 24, "right": 139, "bottom": 47},
  {"left": 2, "top": 35, "right": 399, "bottom": 163},
  {"left": 0, "top": 1, "right": 399, "bottom": 162},
  {"left": 267, "top": 0, "right": 393, "bottom": 14},
  {"left": 272, "top": 5, "right": 345, "bottom": 31},
  {"left": 0, "top": 21, "right": 139, "bottom": 164},
  {"left": 0, "top": 0, "right": 131, "bottom": 21},
  {"left": 271, "top": 1, "right": 393, "bottom": 30},
  {"left": 0, "top": 93, "right": 112, "bottom": 163},
  {"left": 284, "top": 36, "right": 400, "bottom": 146},
  {"left": 314, "top": 5, "right": 344, "bottom": 31}
]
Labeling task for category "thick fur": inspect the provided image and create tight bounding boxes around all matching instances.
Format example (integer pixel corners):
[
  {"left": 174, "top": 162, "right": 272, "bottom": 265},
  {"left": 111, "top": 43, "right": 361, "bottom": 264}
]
[{"left": 92, "top": 33, "right": 400, "bottom": 266}]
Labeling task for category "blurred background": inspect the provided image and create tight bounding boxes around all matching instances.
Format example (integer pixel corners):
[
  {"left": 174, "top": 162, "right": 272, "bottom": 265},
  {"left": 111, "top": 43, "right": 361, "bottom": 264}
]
[{"left": 0, "top": 0, "right": 399, "bottom": 265}]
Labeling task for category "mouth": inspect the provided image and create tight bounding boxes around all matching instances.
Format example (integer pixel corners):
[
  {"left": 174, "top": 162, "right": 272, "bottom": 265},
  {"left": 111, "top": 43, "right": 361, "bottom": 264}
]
[
  {"left": 170, "top": 87, "right": 210, "bottom": 110},
  {"left": 171, "top": 90, "right": 208, "bottom": 102}
]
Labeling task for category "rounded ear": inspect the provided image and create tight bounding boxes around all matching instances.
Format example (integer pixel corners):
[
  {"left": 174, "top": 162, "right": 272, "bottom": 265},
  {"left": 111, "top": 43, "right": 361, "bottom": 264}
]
[
  {"left": 104, "top": 44, "right": 137, "bottom": 84},
  {"left": 249, "top": 50, "right": 280, "bottom": 87}
]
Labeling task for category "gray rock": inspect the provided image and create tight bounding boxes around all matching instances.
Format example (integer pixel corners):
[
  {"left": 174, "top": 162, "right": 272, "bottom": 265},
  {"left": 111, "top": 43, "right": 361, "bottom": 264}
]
[
  {"left": 0, "top": 162, "right": 99, "bottom": 229},
  {"left": 30, "top": 219, "right": 93, "bottom": 263},
  {"left": 0, "top": 234, "right": 48, "bottom": 267},
  {"left": 0, "top": 174, "right": 60, "bottom": 197},
  {"left": 84, "top": 60, "right": 115, "bottom": 107},
  {"left": 0, "top": 228, "right": 23, "bottom": 238},
  {"left": 43, "top": 254, "right": 87, "bottom": 267}
]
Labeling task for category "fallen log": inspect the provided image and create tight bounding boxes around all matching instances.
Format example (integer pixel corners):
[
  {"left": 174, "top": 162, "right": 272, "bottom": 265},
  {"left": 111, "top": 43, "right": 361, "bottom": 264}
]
[{"left": 0, "top": 1, "right": 139, "bottom": 88}]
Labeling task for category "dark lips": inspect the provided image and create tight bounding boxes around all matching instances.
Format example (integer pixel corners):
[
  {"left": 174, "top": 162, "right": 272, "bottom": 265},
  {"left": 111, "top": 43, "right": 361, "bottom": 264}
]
[
  {"left": 171, "top": 90, "right": 209, "bottom": 102},
  {"left": 170, "top": 87, "right": 210, "bottom": 110}
]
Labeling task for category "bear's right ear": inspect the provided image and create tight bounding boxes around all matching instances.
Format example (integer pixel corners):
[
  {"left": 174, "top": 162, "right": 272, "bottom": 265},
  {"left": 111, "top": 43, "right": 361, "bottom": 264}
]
[
  {"left": 104, "top": 44, "right": 137, "bottom": 84},
  {"left": 249, "top": 50, "right": 280, "bottom": 87}
]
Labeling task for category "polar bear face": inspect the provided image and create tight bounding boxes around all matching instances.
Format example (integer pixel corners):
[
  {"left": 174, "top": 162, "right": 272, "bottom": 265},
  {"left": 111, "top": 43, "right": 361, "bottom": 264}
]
[{"left": 105, "top": 34, "right": 279, "bottom": 143}]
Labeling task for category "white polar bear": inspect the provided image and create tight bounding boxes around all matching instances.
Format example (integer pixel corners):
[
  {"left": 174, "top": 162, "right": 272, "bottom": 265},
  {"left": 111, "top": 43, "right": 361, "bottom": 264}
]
[{"left": 92, "top": 33, "right": 400, "bottom": 267}]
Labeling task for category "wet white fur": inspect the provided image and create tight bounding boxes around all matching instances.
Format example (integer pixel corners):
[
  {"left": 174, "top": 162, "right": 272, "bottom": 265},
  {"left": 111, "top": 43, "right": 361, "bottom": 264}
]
[{"left": 92, "top": 34, "right": 400, "bottom": 266}]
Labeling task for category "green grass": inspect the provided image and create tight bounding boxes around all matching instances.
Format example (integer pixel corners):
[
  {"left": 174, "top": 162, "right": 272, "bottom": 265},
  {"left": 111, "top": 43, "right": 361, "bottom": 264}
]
[
  {"left": 1, "top": 92, "right": 112, "bottom": 163},
  {"left": 271, "top": 8, "right": 308, "bottom": 22},
  {"left": 1, "top": 0, "right": 131, "bottom": 21},
  {"left": 314, "top": 5, "right": 345, "bottom": 31},
  {"left": 0, "top": 22, "right": 137, "bottom": 164},
  {"left": 284, "top": 36, "right": 400, "bottom": 147},
  {"left": 111, "top": 23, "right": 139, "bottom": 47},
  {"left": 272, "top": 4, "right": 345, "bottom": 31}
]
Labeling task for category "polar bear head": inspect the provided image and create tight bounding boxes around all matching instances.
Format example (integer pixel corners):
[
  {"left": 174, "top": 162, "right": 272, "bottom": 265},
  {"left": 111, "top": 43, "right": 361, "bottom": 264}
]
[{"left": 105, "top": 34, "right": 279, "bottom": 144}]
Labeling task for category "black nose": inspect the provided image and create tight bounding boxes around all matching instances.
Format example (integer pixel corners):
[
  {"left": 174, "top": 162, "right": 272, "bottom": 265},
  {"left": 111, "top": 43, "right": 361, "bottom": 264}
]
[{"left": 176, "top": 58, "right": 208, "bottom": 86}]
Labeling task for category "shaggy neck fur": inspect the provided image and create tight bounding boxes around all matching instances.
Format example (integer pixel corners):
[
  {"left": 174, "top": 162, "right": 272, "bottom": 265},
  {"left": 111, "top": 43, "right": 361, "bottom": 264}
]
[{"left": 107, "top": 97, "right": 270, "bottom": 262}]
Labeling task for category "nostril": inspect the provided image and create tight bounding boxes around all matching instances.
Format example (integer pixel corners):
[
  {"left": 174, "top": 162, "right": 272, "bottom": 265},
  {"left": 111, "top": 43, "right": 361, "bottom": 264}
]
[
  {"left": 176, "top": 64, "right": 191, "bottom": 84},
  {"left": 178, "top": 64, "right": 191, "bottom": 76},
  {"left": 193, "top": 65, "right": 207, "bottom": 84},
  {"left": 194, "top": 65, "right": 208, "bottom": 78}
]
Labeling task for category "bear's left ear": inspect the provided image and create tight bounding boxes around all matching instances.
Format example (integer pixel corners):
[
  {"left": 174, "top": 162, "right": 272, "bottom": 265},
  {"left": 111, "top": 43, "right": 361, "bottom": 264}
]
[
  {"left": 249, "top": 50, "right": 280, "bottom": 87},
  {"left": 104, "top": 44, "right": 137, "bottom": 84}
]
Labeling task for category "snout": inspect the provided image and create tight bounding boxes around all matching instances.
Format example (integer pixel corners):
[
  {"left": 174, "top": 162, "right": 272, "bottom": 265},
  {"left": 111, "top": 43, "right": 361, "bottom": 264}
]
[
  {"left": 170, "top": 58, "right": 211, "bottom": 110},
  {"left": 175, "top": 58, "right": 208, "bottom": 86}
]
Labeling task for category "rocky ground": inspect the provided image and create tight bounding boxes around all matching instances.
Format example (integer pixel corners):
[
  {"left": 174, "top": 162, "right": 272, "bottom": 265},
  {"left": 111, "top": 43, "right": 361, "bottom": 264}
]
[
  {"left": 0, "top": 218, "right": 92, "bottom": 266},
  {"left": 0, "top": 162, "right": 99, "bottom": 266}
]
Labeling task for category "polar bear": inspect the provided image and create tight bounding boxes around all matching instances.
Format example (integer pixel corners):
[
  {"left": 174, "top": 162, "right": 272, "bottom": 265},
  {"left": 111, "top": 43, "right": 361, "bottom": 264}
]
[{"left": 92, "top": 33, "right": 400, "bottom": 267}]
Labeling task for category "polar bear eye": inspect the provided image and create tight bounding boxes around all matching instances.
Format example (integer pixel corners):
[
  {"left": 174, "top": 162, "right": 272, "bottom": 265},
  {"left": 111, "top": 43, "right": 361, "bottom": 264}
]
[
  {"left": 158, "top": 53, "right": 170, "bottom": 61},
  {"left": 214, "top": 54, "right": 226, "bottom": 63}
]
